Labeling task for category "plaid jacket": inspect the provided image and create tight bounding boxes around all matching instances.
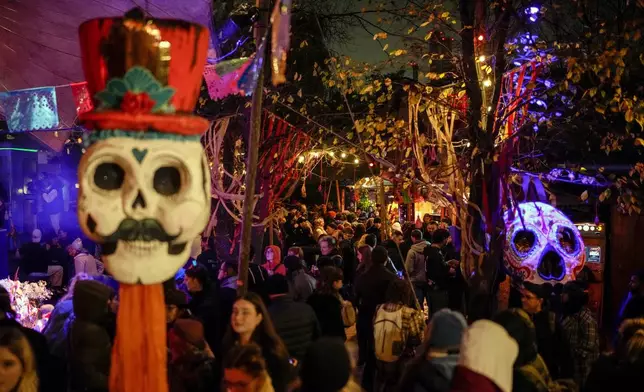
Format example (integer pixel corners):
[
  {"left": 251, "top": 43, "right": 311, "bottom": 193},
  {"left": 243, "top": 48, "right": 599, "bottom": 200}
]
[
  {"left": 561, "top": 307, "right": 600, "bottom": 386},
  {"left": 377, "top": 303, "right": 425, "bottom": 349}
]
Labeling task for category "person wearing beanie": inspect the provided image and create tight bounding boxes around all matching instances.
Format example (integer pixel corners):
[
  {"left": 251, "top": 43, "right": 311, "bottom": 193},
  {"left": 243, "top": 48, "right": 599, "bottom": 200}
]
[
  {"left": 300, "top": 337, "right": 355, "bottom": 392},
  {"left": 167, "top": 318, "right": 216, "bottom": 392},
  {"left": 68, "top": 280, "right": 116, "bottom": 392},
  {"left": 68, "top": 238, "right": 104, "bottom": 276},
  {"left": 164, "top": 288, "right": 188, "bottom": 327},
  {"left": 266, "top": 274, "right": 320, "bottom": 362},
  {"left": 561, "top": 281, "right": 600, "bottom": 386},
  {"left": 450, "top": 320, "right": 518, "bottom": 392},
  {"left": 399, "top": 309, "right": 467, "bottom": 392}
]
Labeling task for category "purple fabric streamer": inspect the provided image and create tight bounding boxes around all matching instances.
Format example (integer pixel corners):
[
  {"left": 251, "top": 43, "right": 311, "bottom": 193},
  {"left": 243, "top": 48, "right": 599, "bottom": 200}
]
[
  {"left": 0, "top": 87, "right": 59, "bottom": 132},
  {"left": 237, "top": 36, "right": 267, "bottom": 95}
]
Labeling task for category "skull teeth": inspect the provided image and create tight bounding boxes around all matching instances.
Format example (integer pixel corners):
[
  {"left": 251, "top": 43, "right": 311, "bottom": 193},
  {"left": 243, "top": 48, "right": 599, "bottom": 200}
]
[{"left": 123, "top": 240, "right": 162, "bottom": 256}]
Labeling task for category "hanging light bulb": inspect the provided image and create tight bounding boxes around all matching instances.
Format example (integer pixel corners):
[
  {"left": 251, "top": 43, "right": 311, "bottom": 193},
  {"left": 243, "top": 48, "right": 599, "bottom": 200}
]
[
  {"left": 354, "top": 158, "right": 359, "bottom": 164},
  {"left": 298, "top": 155, "right": 305, "bottom": 163},
  {"left": 312, "top": 152, "right": 319, "bottom": 158},
  {"left": 478, "top": 55, "right": 486, "bottom": 62},
  {"left": 329, "top": 151, "right": 335, "bottom": 157},
  {"left": 478, "top": 34, "right": 485, "bottom": 41},
  {"left": 341, "top": 152, "right": 347, "bottom": 158},
  {"left": 483, "top": 79, "right": 492, "bottom": 87}
]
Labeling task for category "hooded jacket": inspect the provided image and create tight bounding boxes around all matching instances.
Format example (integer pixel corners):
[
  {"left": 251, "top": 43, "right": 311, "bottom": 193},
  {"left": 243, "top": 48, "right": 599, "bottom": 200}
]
[
  {"left": 69, "top": 280, "right": 115, "bottom": 392},
  {"left": 406, "top": 241, "right": 429, "bottom": 283},
  {"left": 74, "top": 252, "right": 103, "bottom": 276},
  {"left": 400, "top": 354, "right": 459, "bottom": 392},
  {"left": 263, "top": 245, "right": 286, "bottom": 276}
]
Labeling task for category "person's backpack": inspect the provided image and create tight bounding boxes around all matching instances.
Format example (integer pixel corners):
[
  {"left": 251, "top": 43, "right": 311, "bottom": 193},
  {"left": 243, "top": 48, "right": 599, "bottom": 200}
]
[
  {"left": 373, "top": 304, "right": 405, "bottom": 362},
  {"left": 247, "top": 263, "right": 268, "bottom": 290}
]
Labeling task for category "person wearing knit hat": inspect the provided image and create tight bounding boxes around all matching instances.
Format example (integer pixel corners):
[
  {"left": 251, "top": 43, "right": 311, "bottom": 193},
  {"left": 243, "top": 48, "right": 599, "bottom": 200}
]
[
  {"left": 167, "top": 318, "right": 216, "bottom": 392},
  {"left": 300, "top": 337, "right": 353, "bottom": 392},
  {"left": 68, "top": 280, "right": 116, "bottom": 392},
  {"left": 450, "top": 320, "right": 518, "bottom": 392},
  {"left": 391, "top": 221, "right": 402, "bottom": 234},
  {"left": 399, "top": 309, "right": 467, "bottom": 392}
]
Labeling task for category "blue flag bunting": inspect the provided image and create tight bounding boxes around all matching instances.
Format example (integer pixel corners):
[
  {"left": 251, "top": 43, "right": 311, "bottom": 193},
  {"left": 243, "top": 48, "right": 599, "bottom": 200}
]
[{"left": 0, "top": 87, "right": 60, "bottom": 132}]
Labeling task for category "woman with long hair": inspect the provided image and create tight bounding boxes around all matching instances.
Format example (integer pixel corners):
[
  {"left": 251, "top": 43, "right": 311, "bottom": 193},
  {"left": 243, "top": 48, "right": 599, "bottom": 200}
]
[
  {"left": 307, "top": 267, "right": 347, "bottom": 341},
  {"left": 0, "top": 327, "right": 38, "bottom": 392},
  {"left": 355, "top": 244, "right": 373, "bottom": 279},
  {"left": 222, "top": 292, "right": 293, "bottom": 392},
  {"left": 222, "top": 344, "right": 274, "bottom": 392}
]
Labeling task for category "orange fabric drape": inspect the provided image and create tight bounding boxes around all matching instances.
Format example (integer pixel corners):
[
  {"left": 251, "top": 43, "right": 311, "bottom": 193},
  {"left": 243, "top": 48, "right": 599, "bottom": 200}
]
[{"left": 109, "top": 284, "right": 167, "bottom": 392}]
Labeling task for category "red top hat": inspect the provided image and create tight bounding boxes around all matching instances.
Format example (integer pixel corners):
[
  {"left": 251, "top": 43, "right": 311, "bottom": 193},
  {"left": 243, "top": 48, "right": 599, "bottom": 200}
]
[{"left": 78, "top": 8, "right": 210, "bottom": 136}]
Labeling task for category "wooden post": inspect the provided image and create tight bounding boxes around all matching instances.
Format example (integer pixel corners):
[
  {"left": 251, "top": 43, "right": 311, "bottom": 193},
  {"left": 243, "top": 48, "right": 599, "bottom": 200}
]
[
  {"left": 237, "top": 0, "right": 269, "bottom": 295},
  {"left": 335, "top": 180, "right": 341, "bottom": 211}
]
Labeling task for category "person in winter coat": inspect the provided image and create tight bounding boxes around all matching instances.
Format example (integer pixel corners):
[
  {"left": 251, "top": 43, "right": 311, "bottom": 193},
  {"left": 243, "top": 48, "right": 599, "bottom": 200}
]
[
  {"left": 185, "top": 265, "right": 221, "bottom": 358},
  {"left": 584, "top": 318, "right": 644, "bottom": 392},
  {"left": 263, "top": 246, "right": 286, "bottom": 276},
  {"left": 299, "top": 337, "right": 360, "bottom": 392},
  {"left": 167, "top": 318, "right": 217, "bottom": 392},
  {"left": 68, "top": 238, "right": 103, "bottom": 276},
  {"left": 560, "top": 281, "right": 600, "bottom": 386},
  {"left": 399, "top": 309, "right": 467, "bottom": 392},
  {"left": 1, "top": 286, "right": 53, "bottom": 391},
  {"left": 266, "top": 275, "right": 320, "bottom": 362},
  {"left": 520, "top": 282, "right": 573, "bottom": 379},
  {"left": 493, "top": 309, "right": 576, "bottom": 392},
  {"left": 373, "top": 279, "right": 425, "bottom": 391},
  {"left": 307, "top": 266, "right": 347, "bottom": 341},
  {"left": 355, "top": 246, "right": 396, "bottom": 391},
  {"left": 405, "top": 230, "right": 430, "bottom": 310},
  {"left": 449, "top": 320, "right": 518, "bottom": 392},
  {"left": 68, "top": 280, "right": 116, "bottom": 392},
  {"left": 284, "top": 255, "right": 317, "bottom": 302}
]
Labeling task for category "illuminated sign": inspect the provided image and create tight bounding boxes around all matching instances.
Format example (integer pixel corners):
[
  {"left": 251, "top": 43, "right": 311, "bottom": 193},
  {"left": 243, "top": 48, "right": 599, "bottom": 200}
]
[{"left": 585, "top": 246, "right": 601, "bottom": 263}]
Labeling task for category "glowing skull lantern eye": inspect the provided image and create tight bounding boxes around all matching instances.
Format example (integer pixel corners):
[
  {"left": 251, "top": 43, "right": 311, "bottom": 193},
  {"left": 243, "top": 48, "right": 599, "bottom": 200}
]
[
  {"left": 512, "top": 230, "right": 537, "bottom": 256},
  {"left": 504, "top": 202, "right": 585, "bottom": 284}
]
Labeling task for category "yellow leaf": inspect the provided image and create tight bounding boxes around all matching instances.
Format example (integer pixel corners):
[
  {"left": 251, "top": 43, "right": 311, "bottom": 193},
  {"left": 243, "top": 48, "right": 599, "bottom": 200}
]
[
  {"left": 407, "top": 27, "right": 415, "bottom": 34},
  {"left": 297, "top": 89, "right": 303, "bottom": 98},
  {"left": 420, "top": 21, "right": 430, "bottom": 27},
  {"left": 626, "top": 110, "right": 634, "bottom": 122},
  {"left": 287, "top": 96, "right": 294, "bottom": 103},
  {"left": 347, "top": 132, "right": 354, "bottom": 140},
  {"left": 300, "top": 40, "right": 308, "bottom": 48},
  {"left": 424, "top": 32, "right": 433, "bottom": 41},
  {"left": 441, "top": 12, "right": 450, "bottom": 18},
  {"left": 383, "top": 44, "right": 389, "bottom": 51},
  {"left": 635, "top": 138, "right": 644, "bottom": 146},
  {"left": 580, "top": 190, "right": 589, "bottom": 201},
  {"left": 373, "top": 32, "right": 388, "bottom": 40},
  {"left": 360, "top": 85, "right": 374, "bottom": 94},
  {"left": 328, "top": 80, "right": 336, "bottom": 87}
]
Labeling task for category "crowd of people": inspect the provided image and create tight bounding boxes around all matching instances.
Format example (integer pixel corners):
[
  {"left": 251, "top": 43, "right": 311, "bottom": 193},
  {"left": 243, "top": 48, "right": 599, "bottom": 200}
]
[{"left": 0, "top": 203, "right": 643, "bottom": 392}]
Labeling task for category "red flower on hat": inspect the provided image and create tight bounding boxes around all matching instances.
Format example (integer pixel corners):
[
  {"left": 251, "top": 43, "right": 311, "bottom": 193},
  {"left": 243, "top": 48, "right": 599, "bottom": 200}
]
[{"left": 120, "top": 91, "right": 156, "bottom": 114}]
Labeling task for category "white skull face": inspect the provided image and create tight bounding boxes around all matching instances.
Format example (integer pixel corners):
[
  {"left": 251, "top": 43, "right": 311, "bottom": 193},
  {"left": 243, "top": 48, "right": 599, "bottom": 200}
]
[
  {"left": 504, "top": 202, "right": 585, "bottom": 284},
  {"left": 77, "top": 137, "right": 210, "bottom": 284}
]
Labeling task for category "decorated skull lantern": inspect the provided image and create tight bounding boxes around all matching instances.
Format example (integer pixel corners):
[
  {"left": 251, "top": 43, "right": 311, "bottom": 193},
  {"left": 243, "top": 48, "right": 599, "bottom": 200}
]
[
  {"left": 504, "top": 202, "right": 585, "bottom": 284},
  {"left": 77, "top": 10, "right": 211, "bottom": 284}
]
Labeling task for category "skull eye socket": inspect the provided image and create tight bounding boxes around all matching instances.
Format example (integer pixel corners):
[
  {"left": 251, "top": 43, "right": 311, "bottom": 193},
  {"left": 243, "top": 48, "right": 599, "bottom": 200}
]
[
  {"left": 513, "top": 229, "right": 536, "bottom": 256},
  {"left": 93, "top": 162, "right": 125, "bottom": 191},
  {"left": 153, "top": 166, "right": 182, "bottom": 196},
  {"left": 557, "top": 227, "right": 579, "bottom": 254}
]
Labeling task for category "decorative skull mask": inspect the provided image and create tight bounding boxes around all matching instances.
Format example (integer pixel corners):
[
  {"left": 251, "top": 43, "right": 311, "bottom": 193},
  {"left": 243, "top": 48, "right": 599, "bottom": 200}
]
[
  {"left": 504, "top": 202, "right": 585, "bottom": 284},
  {"left": 77, "top": 11, "right": 211, "bottom": 284},
  {"left": 78, "top": 137, "right": 210, "bottom": 284}
]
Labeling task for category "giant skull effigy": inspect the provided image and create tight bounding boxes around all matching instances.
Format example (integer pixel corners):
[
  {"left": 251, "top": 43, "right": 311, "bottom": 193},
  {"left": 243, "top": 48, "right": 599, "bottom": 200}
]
[
  {"left": 76, "top": 8, "right": 210, "bottom": 391},
  {"left": 504, "top": 202, "right": 585, "bottom": 285}
]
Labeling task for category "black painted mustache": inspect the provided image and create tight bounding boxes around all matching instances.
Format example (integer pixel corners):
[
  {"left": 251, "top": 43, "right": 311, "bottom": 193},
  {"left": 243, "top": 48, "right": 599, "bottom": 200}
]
[{"left": 96, "top": 218, "right": 186, "bottom": 256}]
